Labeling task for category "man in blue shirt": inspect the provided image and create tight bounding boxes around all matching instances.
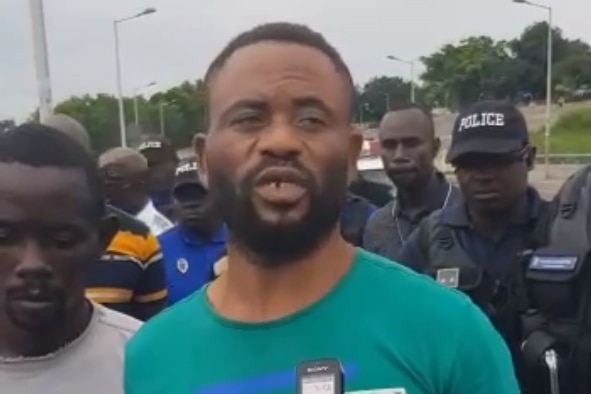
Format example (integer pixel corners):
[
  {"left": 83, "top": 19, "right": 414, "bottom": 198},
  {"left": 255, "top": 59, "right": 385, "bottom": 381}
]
[{"left": 157, "top": 160, "right": 225, "bottom": 305}]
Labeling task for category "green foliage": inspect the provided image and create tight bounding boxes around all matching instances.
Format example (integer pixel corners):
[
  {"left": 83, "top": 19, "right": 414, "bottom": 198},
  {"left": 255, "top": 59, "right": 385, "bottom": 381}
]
[
  {"left": 54, "top": 80, "right": 207, "bottom": 153},
  {"left": 422, "top": 37, "right": 518, "bottom": 109},
  {"left": 356, "top": 76, "right": 416, "bottom": 123},
  {"left": 422, "top": 21, "right": 591, "bottom": 108},
  {"left": 530, "top": 107, "right": 591, "bottom": 153},
  {"left": 44, "top": 20, "right": 590, "bottom": 152}
]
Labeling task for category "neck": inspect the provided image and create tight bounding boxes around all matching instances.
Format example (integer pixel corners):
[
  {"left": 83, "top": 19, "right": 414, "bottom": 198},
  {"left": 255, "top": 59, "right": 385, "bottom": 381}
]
[
  {"left": 468, "top": 196, "right": 527, "bottom": 239},
  {"left": 128, "top": 198, "right": 150, "bottom": 216},
  {"left": 397, "top": 171, "right": 436, "bottom": 210},
  {"left": 181, "top": 220, "right": 217, "bottom": 240},
  {"left": 207, "top": 229, "right": 355, "bottom": 322},
  {"left": 0, "top": 299, "right": 92, "bottom": 359}
]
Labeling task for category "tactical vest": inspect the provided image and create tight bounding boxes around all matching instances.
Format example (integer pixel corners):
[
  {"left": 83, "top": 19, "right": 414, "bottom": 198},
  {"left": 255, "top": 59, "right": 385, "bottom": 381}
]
[
  {"left": 523, "top": 165, "right": 591, "bottom": 394},
  {"left": 418, "top": 214, "right": 533, "bottom": 361}
]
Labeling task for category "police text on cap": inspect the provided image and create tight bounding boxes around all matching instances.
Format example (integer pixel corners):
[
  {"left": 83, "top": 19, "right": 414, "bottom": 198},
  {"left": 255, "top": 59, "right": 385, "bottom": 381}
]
[{"left": 457, "top": 113, "right": 505, "bottom": 132}]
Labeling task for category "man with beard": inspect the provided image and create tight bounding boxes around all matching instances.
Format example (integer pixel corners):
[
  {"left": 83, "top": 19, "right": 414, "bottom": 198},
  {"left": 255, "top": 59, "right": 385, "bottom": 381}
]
[
  {"left": 98, "top": 147, "right": 173, "bottom": 236},
  {"left": 43, "top": 114, "right": 167, "bottom": 321},
  {"left": 363, "top": 105, "right": 459, "bottom": 261},
  {"left": 137, "top": 135, "right": 179, "bottom": 220},
  {"left": 158, "top": 161, "right": 226, "bottom": 305},
  {"left": 124, "top": 22, "right": 518, "bottom": 394},
  {"left": 0, "top": 124, "right": 141, "bottom": 393}
]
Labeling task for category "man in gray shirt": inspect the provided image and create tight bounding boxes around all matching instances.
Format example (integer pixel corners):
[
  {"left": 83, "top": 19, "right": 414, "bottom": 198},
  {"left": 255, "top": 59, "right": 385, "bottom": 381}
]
[
  {"left": 0, "top": 124, "right": 141, "bottom": 393},
  {"left": 363, "top": 105, "right": 460, "bottom": 261}
]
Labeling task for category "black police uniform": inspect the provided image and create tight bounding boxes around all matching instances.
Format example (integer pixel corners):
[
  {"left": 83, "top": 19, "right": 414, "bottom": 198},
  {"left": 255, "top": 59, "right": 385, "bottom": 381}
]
[
  {"left": 520, "top": 164, "right": 591, "bottom": 394},
  {"left": 399, "top": 188, "right": 550, "bottom": 381},
  {"left": 363, "top": 171, "right": 459, "bottom": 262},
  {"left": 399, "top": 100, "right": 551, "bottom": 390}
]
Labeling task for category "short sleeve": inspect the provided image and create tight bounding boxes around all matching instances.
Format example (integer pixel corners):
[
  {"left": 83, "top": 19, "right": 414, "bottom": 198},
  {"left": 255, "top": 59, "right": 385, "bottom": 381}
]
[
  {"left": 133, "top": 234, "right": 167, "bottom": 303},
  {"left": 447, "top": 304, "right": 520, "bottom": 394}
]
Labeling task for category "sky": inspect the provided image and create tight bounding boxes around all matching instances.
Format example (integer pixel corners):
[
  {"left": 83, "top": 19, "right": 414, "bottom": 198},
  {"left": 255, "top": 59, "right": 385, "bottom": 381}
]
[{"left": 0, "top": 0, "right": 589, "bottom": 121}]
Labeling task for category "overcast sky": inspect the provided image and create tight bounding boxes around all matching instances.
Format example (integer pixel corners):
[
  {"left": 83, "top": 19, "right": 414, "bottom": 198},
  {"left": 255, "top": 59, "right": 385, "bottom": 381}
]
[{"left": 1, "top": 0, "right": 589, "bottom": 120}]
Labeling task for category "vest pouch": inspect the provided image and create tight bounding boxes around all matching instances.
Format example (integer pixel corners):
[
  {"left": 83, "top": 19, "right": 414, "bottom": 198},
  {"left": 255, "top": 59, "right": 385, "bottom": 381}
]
[
  {"left": 525, "top": 248, "right": 586, "bottom": 319},
  {"left": 428, "top": 264, "right": 496, "bottom": 312}
]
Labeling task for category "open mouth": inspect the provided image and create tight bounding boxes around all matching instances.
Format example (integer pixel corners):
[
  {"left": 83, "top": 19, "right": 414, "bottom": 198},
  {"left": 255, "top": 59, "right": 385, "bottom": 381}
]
[{"left": 254, "top": 167, "right": 308, "bottom": 205}]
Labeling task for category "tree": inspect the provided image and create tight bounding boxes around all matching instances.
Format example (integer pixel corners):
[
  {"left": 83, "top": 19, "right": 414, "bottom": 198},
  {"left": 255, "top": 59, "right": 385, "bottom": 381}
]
[
  {"left": 0, "top": 119, "right": 15, "bottom": 132},
  {"left": 360, "top": 76, "right": 413, "bottom": 122},
  {"left": 510, "top": 22, "right": 591, "bottom": 99},
  {"left": 55, "top": 94, "right": 121, "bottom": 152},
  {"left": 52, "top": 79, "right": 208, "bottom": 152},
  {"left": 148, "top": 80, "right": 207, "bottom": 147},
  {"left": 554, "top": 55, "right": 591, "bottom": 92},
  {"left": 421, "top": 36, "right": 519, "bottom": 109}
]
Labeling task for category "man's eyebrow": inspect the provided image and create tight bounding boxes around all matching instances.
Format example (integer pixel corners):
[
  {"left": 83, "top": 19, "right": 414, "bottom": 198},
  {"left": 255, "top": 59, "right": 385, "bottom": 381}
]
[
  {"left": 292, "top": 96, "right": 332, "bottom": 113},
  {"left": 219, "top": 99, "right": 267, "bottom": 119}
]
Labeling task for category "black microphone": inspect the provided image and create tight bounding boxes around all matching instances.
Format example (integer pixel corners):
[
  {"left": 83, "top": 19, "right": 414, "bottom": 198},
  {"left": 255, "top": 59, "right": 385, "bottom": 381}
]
[{"left": 296, "top": 358, "right": 344, "bottom": 394}]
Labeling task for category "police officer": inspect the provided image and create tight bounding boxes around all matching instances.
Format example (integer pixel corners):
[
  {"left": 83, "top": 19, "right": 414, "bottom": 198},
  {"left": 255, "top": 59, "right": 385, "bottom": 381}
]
[
  {"left": 363, "top": 104, "right": 459, "bottom": 261},
  {"left": 521, "top": 163, "right": 591, "bottom": 394},
  {"left": 399, "top": 100, "right": 550, "bottom": 386},
  {"left": 157, "top": 160, "right": 225, "bottom": 305}
]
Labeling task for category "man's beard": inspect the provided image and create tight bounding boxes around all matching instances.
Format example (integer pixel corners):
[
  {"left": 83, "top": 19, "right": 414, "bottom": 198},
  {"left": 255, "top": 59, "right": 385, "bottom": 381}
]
[{"left": 208, "top": 158, "right": 349, "bottom": 267}]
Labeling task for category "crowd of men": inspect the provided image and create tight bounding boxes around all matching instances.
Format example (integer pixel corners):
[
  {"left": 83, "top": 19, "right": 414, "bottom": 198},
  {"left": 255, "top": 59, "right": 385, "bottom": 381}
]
[{"left": 0, "top": 21, "right": 590, "bottom": 394}]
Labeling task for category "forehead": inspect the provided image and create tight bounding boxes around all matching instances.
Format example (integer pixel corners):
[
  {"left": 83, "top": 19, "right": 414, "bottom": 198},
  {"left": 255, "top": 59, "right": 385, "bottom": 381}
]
[
  {"left": 208, "top": 42, "right": 350, "bottom": 114},
  {"left": 0, "top": 163, "right": 92, "bottom": 220},
  {"left": 100, "top": 162, "right": 138, "bottom": 179},
  {"left": 379, "top": 108, "right": 431, "bottom": 139}
]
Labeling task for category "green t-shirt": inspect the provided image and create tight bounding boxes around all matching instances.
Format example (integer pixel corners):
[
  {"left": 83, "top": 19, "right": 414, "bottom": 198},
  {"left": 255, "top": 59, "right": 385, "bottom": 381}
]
[{"left": 124, "top": 249, "right": 519, "bottom": 394}]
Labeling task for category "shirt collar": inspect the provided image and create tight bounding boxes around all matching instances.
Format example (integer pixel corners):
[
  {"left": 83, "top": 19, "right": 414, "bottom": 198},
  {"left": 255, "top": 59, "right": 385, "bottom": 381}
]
[
  {"left": 180, "top": 224, "right": 226, "bottom": 245},
  {"left": 136, "top": 200, "right": 173, "bottom": 235},
  {"left": 441, "top": 186, "right": 544, "bottom": 228},
  {"left": 394, "top": 171, "right": 452, "bottom": 221}
]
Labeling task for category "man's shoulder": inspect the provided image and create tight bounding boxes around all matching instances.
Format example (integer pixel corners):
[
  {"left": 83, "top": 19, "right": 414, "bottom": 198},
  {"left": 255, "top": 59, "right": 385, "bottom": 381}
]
[
  {"left": 93, "top": 303, "right": 142, "bottom": 340},
  {"left": 107, "top": 205, "right": 151, "bottom": 236},
  {"left": 366, "top": 201, "right": 393, "bottom": 226},
  {"left": 157, "top": 225, "right": 180, "bottom": 244},
  {"left": 356, "top": 249, "right": 475, "bottom": 316},
  {"left": 126, "top": 289, "right": 205, "bottom": 353}
]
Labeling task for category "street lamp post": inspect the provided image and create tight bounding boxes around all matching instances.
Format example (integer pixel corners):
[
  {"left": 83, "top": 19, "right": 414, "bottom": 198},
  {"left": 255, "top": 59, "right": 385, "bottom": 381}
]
[
  {"left": 29, "top": 0, "right": 53, "bottom": 121},
  {"left": 114, "top": 7, "right": 156, "bottom": 147},
  {"left": 133, "top": 81, "right": 156, "bottom": 125},
  {"left": 386, "top": 55, "right": 416, "bottom": 103},
  {"left": 159, "top": 102, "right": 168, "bottom": 136},
  {"left": 513, "top": 0, "right": 552, "bottom": 179}
]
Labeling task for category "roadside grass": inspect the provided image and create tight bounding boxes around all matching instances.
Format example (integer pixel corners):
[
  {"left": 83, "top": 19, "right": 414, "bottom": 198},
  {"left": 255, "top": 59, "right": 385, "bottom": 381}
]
[{"left": 530, "top": 106, "right": 591, "bottom": 154}]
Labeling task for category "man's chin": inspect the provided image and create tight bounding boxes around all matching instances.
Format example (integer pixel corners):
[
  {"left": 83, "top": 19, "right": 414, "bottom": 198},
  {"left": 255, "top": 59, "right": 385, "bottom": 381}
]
[{"left": 390, "top": 174, "right": 418, "bottom": 187}]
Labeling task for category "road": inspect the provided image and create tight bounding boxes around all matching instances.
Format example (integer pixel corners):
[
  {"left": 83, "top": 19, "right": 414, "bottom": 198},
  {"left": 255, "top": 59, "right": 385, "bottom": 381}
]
[{"left": 528, "top": 163, "right": 579, "bottom": 199}]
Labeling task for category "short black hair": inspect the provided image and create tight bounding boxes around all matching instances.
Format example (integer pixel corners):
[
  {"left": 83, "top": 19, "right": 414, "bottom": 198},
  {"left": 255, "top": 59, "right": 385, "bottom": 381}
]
[
  {"left": 204, "top": 22, "right": 354, "bottom": 114},
  {"left": 0, "top": 123, "right": 106, "bottom": 220},
  {"left": 387, "top": 103, "right": 435, "bottom": 137}
]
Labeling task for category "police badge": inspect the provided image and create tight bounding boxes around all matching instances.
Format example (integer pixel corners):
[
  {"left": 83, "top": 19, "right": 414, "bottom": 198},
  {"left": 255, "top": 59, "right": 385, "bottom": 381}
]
[
  {"left": 176, "top": 258, "right": 189, "bottom": 274},
  {"left": 436, "top": 268, "right": 459, "bottom": 289}
]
